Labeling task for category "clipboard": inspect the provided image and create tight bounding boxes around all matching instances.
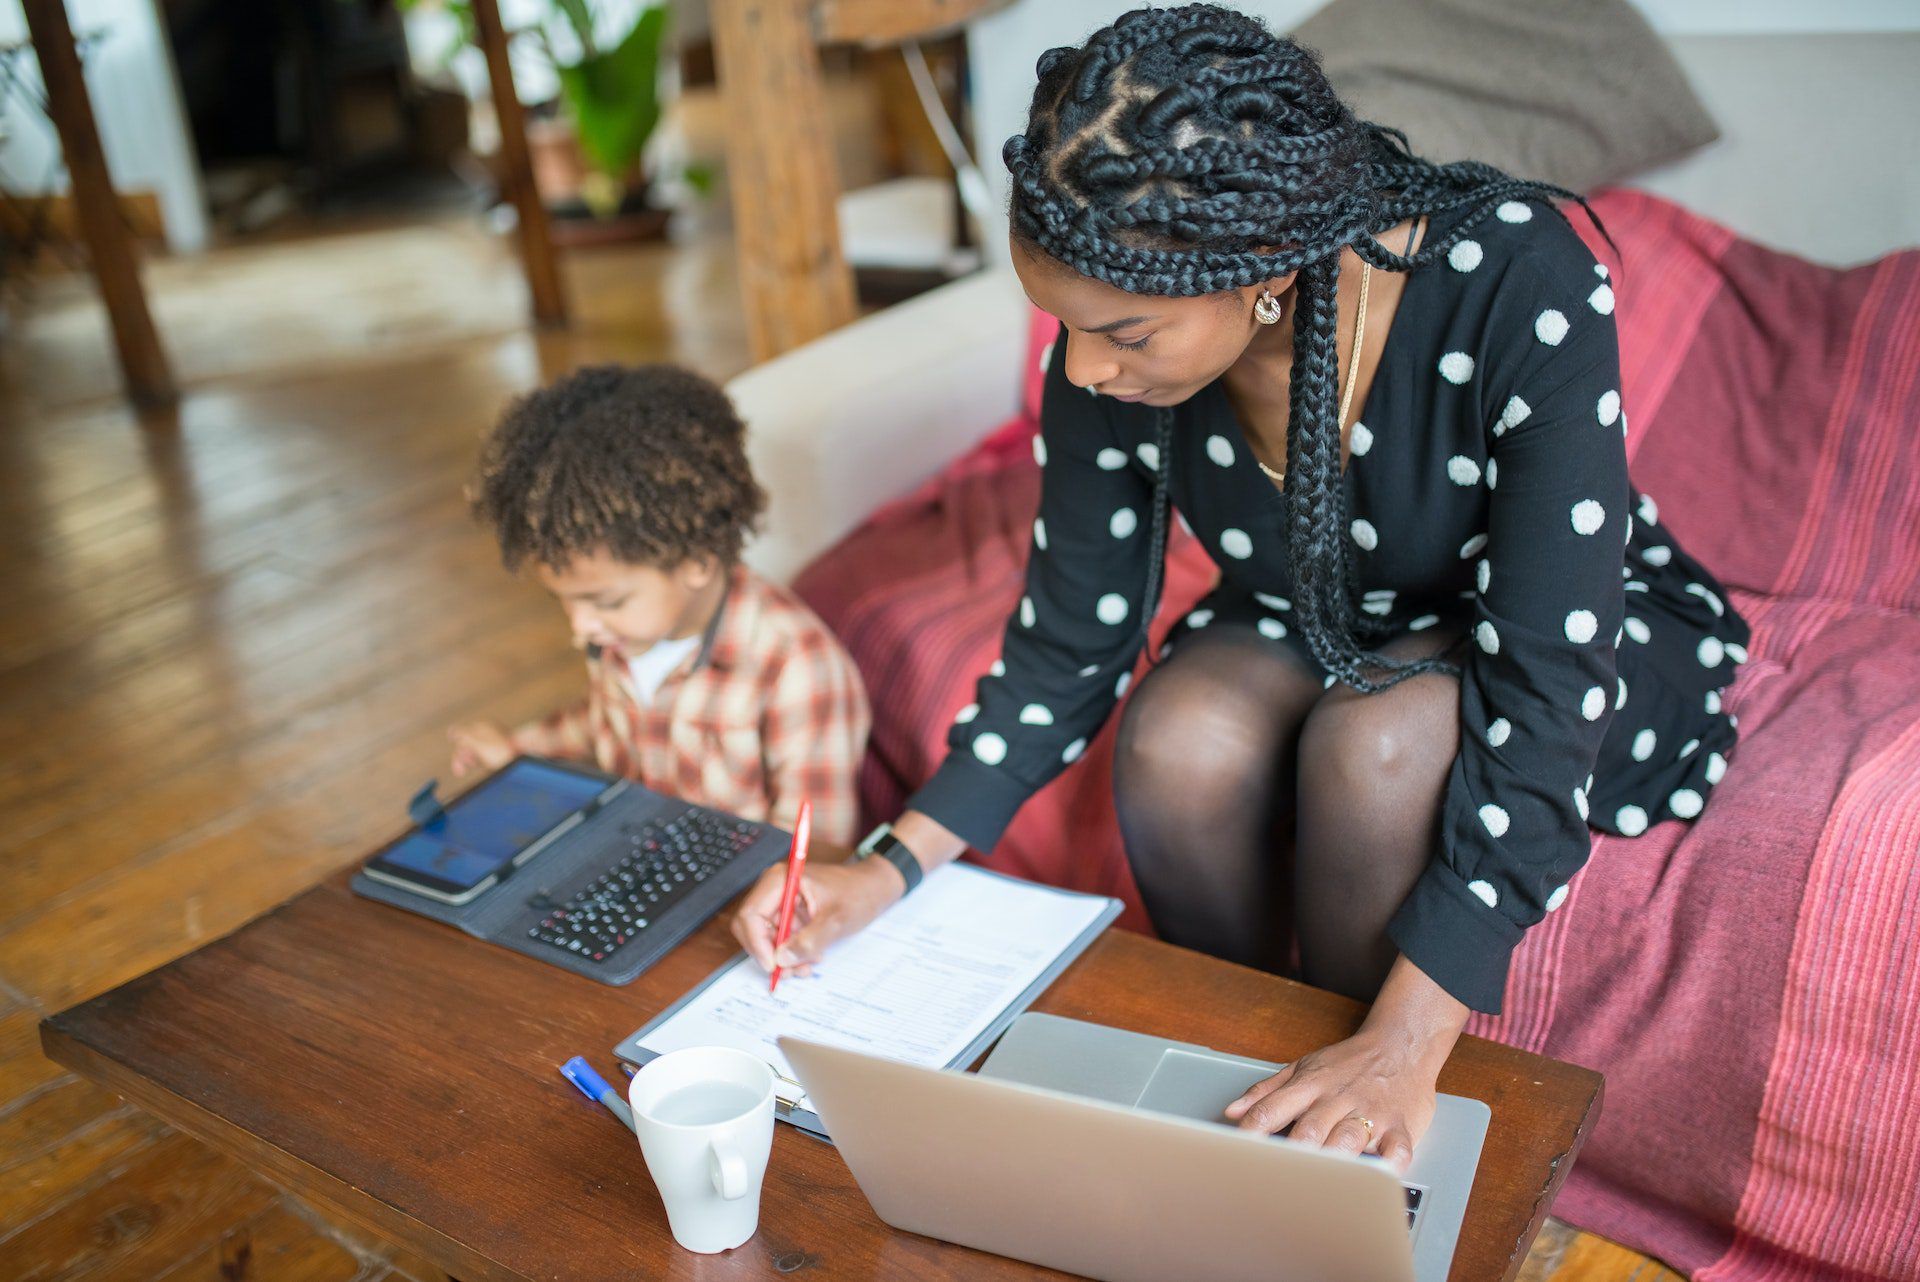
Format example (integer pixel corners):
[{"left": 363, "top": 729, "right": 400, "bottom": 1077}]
[{"left": 611, "top": 864, "right": 1122, "bottom": 1142}]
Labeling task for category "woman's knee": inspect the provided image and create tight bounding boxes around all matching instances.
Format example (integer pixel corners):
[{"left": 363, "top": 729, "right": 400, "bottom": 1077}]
[
  {"left": 1114, "top": 637, "right": 1315, "bottom": 817},
  {"left": 1117, "top": 678, "right": 1265, "bottom": 817},
  {"left": 1296, "top": 672, "right": 1460, "bottom": 802}
]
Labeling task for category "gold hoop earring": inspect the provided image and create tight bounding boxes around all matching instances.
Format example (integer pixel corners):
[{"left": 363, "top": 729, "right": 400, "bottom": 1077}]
[{"left": 1253, "top": 288, "right": 1283, "bottom": 325}]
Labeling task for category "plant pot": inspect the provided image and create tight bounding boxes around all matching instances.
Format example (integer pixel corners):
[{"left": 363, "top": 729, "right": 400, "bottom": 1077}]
[
  {"left": 523, "top": 115, "right": 670, "bottom": 246},
  {"left": 547, "top": 187, "right": 672, "bottom": 247}
]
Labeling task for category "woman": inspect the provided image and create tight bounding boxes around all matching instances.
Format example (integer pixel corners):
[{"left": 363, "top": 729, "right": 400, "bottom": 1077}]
[{"left": 733, "top": 3, "right": 1748, "bottom": 1172}]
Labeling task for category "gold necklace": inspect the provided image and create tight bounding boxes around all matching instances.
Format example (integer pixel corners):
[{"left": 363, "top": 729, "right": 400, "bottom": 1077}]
[{"left": 1257, "top": 258, "right": 1371, "bottom": 486}]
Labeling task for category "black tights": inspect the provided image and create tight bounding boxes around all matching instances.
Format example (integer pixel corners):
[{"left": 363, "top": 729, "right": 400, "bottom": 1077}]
[{"left": 1112, "top": 623, "right": 1468, "bottom": 1003}]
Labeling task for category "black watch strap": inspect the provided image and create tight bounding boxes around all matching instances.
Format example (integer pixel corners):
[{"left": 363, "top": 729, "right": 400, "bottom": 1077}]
[{"left": 855, "top": 824, "right": 923, "bottom": 895}]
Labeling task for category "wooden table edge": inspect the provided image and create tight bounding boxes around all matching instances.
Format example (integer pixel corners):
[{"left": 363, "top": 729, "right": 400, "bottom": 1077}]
[
  {"left": 39, "top": 879, "right": 1607, "bottom": 1282},
  {"left": 1501, "top": 1072, "right": 1603, "bottom": 1281}
]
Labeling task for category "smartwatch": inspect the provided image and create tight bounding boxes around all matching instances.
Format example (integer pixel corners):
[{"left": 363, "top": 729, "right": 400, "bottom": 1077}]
[{"left": 853, "top": 822, "right": 924, "bottom": 896}]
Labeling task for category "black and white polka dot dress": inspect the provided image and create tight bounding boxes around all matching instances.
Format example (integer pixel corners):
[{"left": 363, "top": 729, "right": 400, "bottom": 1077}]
[{"left": 907, "top": 196, "right": 1750, "bottom": 1014}]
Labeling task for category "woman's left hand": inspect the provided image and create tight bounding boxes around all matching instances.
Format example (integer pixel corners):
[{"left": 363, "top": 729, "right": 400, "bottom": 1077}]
[{"left": 1224, "top": 1028, "right": 1436, "bottom": 1173}]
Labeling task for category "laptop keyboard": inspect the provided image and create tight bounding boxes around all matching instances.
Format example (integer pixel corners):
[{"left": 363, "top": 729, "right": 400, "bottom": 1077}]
[{"left": 527, "top": 810, "right": 761, "bottom": 964}]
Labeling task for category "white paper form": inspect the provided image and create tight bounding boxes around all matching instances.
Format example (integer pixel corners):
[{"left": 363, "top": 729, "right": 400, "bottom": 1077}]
[{"left": 632, "top": 864, "right": 1112, "bottom": 1106}]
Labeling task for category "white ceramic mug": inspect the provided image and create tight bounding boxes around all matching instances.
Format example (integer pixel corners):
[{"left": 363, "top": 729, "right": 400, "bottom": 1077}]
[{"left": 628, "top": 1046, "right": 776, "bottom": 1253}]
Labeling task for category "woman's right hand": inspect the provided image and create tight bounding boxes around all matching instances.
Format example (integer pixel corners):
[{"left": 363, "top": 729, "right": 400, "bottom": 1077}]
[{"left": 729, "top": 855, "right": 904, "bottom": 978}]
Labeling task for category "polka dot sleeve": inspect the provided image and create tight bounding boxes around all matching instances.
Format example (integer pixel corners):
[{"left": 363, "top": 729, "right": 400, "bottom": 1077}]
[
  {"left": 1386, "top": 257, "right": 1630, "bottom": 1015},
  {"left": 904, "top": 324, "right": 1157, "bottom": 852}
]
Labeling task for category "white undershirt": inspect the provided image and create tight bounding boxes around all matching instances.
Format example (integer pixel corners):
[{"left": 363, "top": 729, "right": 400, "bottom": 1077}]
[{"left": 626, "top": 634, "right": 701, "bottom": 705}]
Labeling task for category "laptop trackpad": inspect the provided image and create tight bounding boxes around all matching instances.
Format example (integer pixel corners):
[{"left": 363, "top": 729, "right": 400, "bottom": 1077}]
[{"left": 1133, "top": 1049, "right": 1281, "bottom": 1126}]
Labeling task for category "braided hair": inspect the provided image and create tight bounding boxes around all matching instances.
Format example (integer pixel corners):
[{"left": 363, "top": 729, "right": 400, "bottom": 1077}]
[{"left": 1007, "top": 3, "right": 1610, "bottom": 693}]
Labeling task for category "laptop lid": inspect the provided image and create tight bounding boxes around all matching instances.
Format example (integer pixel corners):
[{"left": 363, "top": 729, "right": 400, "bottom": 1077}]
[
  {"left": 975, "top": 1012, "right": 1487, "bottom": 1281},
  {"left": 780, "top": 1036, "right": 1417, "bottom": 1282}
]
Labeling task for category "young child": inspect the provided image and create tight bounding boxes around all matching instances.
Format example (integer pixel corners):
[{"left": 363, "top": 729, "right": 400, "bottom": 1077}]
[{"left": 449, "top": 363, "right": 871, "bottom": 846}]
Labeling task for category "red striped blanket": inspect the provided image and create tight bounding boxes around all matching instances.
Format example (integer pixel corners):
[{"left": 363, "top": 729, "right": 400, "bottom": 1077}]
[{"left": 793, "top": 189, "right": 1920, "bottom": 1280}]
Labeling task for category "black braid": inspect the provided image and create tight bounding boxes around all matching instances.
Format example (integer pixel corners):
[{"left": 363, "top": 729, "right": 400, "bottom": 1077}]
[
  {"left": 1009, "top": 3, "right": 1615, "bottom": 694},
  {"left": 1138, "top": 407, "right": 1175, "bottom": 668}
]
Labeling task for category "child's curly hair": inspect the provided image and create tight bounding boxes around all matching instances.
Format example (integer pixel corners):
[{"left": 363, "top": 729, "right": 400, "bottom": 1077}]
[{"left": 470, "top": 363, "right": 767, "bottom": 572}]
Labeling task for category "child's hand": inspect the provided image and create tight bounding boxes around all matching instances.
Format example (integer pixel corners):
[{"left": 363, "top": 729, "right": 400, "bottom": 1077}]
[{"left": 448, "top": 721, "right": 516, "bottom": 777}]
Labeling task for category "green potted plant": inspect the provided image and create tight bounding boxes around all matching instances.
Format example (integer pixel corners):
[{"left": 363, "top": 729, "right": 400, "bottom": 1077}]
[{"left": 406, "top": 0, "right": 705, "bottom": 241}]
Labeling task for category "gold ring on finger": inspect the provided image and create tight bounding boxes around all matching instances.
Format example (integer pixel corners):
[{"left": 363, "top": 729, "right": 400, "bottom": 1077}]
[{"left": 1354, "top": 1115, "right": 1375, "bottom": 1136}]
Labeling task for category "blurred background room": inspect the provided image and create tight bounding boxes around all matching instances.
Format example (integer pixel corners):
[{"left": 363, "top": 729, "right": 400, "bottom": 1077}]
[{"left": 2, "top": 1, "right": 1917, "bottom": 1279}]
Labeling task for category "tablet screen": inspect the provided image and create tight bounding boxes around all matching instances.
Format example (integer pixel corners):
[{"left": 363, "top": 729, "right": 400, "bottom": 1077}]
[{"left": 378, "top": 759, "right": 610, "bottom": 891}]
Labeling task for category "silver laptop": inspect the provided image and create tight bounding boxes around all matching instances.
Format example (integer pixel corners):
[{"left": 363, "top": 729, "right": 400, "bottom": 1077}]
[{"left": 780, "top": 1012, "right": 1489, "bottom": 1282}]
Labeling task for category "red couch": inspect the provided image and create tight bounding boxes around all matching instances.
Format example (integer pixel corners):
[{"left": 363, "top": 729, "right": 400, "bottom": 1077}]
[{"left": 794, "top": 190, "right": 1920, "bottom": 1282}]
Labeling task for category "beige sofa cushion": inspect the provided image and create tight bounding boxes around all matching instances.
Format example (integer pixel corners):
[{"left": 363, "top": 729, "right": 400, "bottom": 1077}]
[{"left": 1293, "top": 0, "right": 1719, "bottom": 192}]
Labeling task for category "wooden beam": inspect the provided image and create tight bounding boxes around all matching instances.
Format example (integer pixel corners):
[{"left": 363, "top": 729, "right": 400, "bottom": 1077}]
[
  {"left": 812, "top": 0, "right": 1014, "bottom": 47},
  {"left": 711, "top": 0, "right": 857, "bottom": 361},
  {"left": 19, "top": 0, "right": 175, "bottom": 408},
  {"left": 469, "top": 0, "right": 568, "bottom": 327}
]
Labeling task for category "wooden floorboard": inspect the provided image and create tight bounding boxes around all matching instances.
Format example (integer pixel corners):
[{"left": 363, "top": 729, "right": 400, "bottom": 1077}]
[
  {"left": 144, "top": 1202, "right": 380, "bottom": 1282},
  {"left": 0, "top": 555, "right": 558, "bottom": 845},
  {"left": 0, "top": 215, "right": 1672, "bottom": 1279},
  {"left": 0, "top": 997, "right": 65, "bottom": 1103}
]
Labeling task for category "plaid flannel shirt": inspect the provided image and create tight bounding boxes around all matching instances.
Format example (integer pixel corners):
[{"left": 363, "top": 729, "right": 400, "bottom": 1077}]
[{"left": 510, "top": 564, "right": 870, "bottom": 845}]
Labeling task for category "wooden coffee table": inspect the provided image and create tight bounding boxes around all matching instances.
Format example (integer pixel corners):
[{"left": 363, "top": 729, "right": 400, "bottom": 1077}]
[{"left": 41, "top": 872, "right": 1600, "bottom": 1281}]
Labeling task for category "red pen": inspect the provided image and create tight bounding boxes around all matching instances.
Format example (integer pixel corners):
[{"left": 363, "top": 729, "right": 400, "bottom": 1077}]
[{"left": 767, "top": 799, "right": 812, "bottom": 993}]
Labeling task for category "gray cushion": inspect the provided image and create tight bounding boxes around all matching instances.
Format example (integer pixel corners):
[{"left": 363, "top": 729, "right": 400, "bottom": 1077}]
[{"left": 1292, "top": 0, "right": 1719, "bottom": 193}]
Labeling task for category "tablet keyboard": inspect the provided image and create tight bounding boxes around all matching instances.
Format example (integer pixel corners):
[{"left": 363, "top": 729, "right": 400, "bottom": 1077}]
[{"left": 527, "top": 811, "right": 762, "bottom": 964}]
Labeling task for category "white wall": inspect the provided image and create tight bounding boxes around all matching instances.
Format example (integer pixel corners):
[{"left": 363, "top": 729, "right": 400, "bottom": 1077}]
[
  {"left": 1626, "top": 33, "right": 1920, "bottom": 266},
  {"left": 1631, "top": 0, "right": 1920, "bottom": 35},
  {"left": 0, "top": 0, "right": 207, "bottom": 252}
]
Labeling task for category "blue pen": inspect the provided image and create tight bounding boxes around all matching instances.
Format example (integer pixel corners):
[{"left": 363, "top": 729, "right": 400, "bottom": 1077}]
[{"left": 560, "top": 1056, "right": 637, "bottom": 1133}]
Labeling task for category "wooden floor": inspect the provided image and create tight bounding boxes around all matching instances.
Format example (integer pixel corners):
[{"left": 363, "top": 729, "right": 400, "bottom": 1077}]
[{"left": 0, "top": 220, "right": 1679, "bottom": 1281}]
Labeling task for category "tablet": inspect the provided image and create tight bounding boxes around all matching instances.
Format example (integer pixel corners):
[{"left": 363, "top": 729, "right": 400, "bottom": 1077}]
[{"left": 361, "top": 757, "right": 623, "bottom": 904}]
